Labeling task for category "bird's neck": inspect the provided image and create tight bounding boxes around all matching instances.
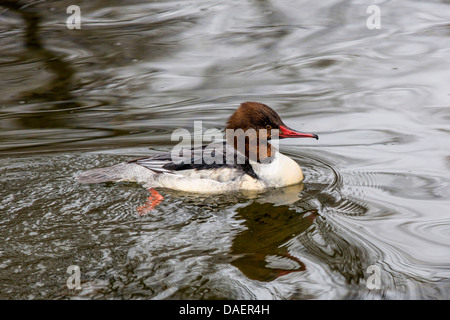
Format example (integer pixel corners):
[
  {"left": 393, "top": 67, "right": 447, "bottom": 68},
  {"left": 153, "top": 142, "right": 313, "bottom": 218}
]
[{"left": 225, "top": 130, "right": 273, "bottom": 163}]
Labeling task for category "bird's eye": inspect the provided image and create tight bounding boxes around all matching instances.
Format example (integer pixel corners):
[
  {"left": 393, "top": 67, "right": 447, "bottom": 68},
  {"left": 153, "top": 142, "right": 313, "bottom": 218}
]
[{"left": 266, "top": 125, "right": 272, "bottom": 129}]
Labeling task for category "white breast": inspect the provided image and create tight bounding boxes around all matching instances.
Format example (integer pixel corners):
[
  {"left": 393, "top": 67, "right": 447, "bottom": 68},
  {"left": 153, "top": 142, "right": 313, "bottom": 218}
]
[{"left": 250, "top": 151, "right": 303, "bottom": 188}]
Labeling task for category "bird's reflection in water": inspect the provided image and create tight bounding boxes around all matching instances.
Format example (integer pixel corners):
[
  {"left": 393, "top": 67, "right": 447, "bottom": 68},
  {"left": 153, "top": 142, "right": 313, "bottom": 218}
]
[
  {"left": 230, "top": 184, "right": 317, "bottom": 282},
  {"left": 229, "top": 185, "right": 372, "bottom": 287}
]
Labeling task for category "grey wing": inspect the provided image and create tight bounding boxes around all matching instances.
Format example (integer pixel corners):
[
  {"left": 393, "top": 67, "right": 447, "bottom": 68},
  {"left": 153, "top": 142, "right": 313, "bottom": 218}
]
[
  {"left": 128, "top": 152, "right": 180, "bottom": 175},
  {"left": 130, "top": 142, "right": 231, "bottom": 173}
]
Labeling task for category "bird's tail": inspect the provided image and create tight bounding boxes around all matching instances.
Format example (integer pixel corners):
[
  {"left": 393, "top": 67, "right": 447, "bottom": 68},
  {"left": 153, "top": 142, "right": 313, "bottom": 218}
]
[{"left": 76, "top": 162, "right": 130, "bottom": 184}]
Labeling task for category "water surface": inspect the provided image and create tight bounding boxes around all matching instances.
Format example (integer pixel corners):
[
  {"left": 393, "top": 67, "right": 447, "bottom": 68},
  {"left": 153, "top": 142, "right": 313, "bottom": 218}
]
[{"left": 1, "top": 0, "right": 450, "bottom": 299}]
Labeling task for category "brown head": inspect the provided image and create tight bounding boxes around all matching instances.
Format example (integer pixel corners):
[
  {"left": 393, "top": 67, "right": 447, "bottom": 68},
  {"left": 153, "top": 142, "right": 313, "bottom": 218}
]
[{"left": 225, "top": 102, "right": 318, "bottom": 162}]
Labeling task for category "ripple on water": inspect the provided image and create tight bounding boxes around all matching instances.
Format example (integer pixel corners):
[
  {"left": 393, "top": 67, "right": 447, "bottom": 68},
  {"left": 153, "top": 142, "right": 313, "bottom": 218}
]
[
  {"left": 342, "top": 85, "right": 431, "bottom": 112},
  {"left": 290, "top": 145, "right": 450, "bottom": 297},
  {"left": 368, "top": 38, "right": 437, "bottom": 60},
  {"left": 341, "top": 170, "right": 450, "bottom": 201}
]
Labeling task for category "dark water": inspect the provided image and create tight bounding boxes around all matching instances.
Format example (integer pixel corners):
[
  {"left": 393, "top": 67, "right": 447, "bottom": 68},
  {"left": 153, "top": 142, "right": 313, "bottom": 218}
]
[{"left": 1, "top": 0, "right": 450, "bottom": 299}]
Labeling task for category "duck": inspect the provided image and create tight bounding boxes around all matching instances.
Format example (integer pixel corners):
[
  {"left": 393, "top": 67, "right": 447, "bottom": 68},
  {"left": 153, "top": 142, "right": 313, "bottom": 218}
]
[{"left": 76, "top": 102, "right": 318, "bottom": 193}]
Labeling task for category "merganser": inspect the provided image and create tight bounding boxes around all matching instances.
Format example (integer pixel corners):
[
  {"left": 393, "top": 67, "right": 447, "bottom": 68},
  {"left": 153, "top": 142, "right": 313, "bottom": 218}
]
[{"left": 77, "top": 102, "right": 318, "bottom": 193}]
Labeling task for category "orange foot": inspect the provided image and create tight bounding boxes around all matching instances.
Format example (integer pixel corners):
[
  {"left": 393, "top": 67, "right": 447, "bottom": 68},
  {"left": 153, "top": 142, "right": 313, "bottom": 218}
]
[{"left": 136, "top": 188, "right": 164, "bottom": 215}]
